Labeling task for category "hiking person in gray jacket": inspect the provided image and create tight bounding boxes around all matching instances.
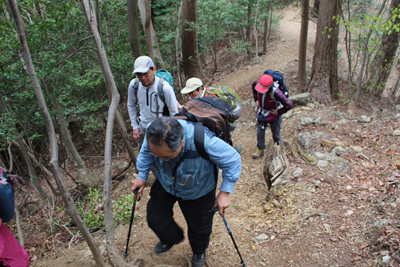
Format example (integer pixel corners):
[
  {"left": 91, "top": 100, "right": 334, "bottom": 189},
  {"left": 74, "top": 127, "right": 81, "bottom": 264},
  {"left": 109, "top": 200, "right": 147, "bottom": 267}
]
[{"left": 127, "top": 56, "right": 178, "bottom": 145}]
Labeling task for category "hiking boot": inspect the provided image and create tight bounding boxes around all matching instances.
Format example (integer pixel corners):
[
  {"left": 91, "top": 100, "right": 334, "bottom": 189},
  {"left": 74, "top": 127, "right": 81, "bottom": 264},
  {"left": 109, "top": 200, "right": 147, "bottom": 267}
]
[
  {"left": 154, "top": 241, "right": 174, "bottom": 255},
  {"left": 233, "top": 145, "right": 243, "bottom": 154},
  {"left": 192, "top": 252, "right": 206, "bottom": 267},
  {"left": 153, "top": 238, "right": 184, "bottom": 255},
  {"left": 252, "top": 147, "right": 265, "bottom": 159}
]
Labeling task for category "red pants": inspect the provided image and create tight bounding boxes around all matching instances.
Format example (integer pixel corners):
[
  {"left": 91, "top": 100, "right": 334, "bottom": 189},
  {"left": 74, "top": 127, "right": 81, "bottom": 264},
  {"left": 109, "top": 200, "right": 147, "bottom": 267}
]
[{"left": 0, "top": 224, "right": 29, "bottom": 267}]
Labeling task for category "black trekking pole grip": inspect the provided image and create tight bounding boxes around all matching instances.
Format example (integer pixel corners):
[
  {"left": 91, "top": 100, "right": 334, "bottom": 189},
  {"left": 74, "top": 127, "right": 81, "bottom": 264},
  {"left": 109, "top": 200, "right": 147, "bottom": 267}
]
[{"left": 124, "top": 188, "right": 139, "bottom": 257}]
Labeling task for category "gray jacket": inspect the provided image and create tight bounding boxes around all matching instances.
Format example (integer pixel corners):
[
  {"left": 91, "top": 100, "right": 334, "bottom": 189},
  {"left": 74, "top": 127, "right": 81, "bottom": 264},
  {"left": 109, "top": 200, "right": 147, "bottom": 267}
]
[{"left": 127, "top": 76, "right": 178, "bottom": 130}]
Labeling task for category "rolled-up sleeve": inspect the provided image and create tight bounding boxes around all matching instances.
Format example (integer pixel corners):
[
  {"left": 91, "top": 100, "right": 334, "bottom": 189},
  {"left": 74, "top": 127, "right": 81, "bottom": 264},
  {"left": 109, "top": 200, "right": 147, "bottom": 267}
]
[
  {"left": 136, "top": 138, "right": 155, "bottom": 182},
  {"left": 205, "top": 138, "right": 241, "bottom": 193}
]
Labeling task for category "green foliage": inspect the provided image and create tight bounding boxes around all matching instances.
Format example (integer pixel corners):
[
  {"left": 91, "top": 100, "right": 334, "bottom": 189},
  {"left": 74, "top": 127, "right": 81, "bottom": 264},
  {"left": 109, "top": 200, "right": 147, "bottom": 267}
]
[
  {"left": 1, "top": 0, "right": 295, "bottom": 155},
  {"left": 75, "top": 187, "right": 138, "bottom": 231}
]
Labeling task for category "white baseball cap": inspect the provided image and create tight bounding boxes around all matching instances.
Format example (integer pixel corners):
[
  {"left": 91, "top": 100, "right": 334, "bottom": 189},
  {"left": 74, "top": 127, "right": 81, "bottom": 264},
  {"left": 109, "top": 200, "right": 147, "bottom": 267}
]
[
  {"left": 181, "top": 78, "right": 203, "bottom": 94},
  {"left": 132, "top": 56, "right": 155, "bottom": 74}
]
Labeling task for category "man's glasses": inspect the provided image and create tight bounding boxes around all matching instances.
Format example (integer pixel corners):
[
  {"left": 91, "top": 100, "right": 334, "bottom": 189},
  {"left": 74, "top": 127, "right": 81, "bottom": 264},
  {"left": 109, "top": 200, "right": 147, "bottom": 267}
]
[{"left": 149, "top": 151, "right": 173, "bottom": 161}]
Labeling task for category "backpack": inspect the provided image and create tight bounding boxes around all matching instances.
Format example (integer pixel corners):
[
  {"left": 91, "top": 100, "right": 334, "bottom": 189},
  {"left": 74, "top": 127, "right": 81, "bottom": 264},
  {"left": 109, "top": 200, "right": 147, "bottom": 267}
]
[
  {"left": 132, "top": 69, "right": 175, "bottom": 116},
  {"left": 263, "top": 69, "right": 289, "bottom": 99},
  {"left": 174, "top": 96, "right": 232, "bottom": 160},
  {"left": 0, "top": 167, "right": 14, "bottom": 223},
  {"left": 207, "top": 85, "right": 243, "bottom": 122}
]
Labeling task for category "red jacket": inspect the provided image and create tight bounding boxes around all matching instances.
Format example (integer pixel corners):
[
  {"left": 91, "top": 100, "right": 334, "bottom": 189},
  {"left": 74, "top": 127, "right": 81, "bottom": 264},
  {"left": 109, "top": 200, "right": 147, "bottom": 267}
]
[{"left": 252, "top": 80, "right": 293, "bottom": 122}]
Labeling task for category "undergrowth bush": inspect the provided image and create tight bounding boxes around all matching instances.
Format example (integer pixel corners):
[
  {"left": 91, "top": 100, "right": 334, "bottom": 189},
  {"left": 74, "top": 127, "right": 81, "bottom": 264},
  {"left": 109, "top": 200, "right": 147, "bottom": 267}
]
[{"left": 74, "top": 187, "right": 137, "bottom": 232}]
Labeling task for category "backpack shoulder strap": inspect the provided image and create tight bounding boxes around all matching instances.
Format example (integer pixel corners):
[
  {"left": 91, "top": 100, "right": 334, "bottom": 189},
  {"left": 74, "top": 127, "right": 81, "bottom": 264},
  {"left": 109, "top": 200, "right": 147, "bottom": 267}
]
[
  {"left": 185, "top": 112, "right": 209, "bottom": 160},
  {"left": 192, "top": 120, "right": 218, "bottom": 183},
  {"left": 133, "top": 78, "right": 139, "bottom": 100},
  {"left": 157, "top": 77, "right": 166, "bottom": 104},
  {"left": 193, "top": 122, "right": 209, "bottom": 160},
  {"left": 268, "top": 86, "right": 277, "bottom": 101}
]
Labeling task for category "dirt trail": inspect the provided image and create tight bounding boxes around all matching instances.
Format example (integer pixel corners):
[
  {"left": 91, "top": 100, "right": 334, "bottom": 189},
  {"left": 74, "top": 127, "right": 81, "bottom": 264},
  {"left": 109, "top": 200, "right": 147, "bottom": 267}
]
[{"left": 216, "top": 7, "right": 315, "bottom": 92}]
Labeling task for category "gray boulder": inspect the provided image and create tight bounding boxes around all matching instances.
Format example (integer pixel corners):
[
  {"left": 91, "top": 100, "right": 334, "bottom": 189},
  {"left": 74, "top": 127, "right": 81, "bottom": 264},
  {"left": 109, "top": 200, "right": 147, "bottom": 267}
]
[
  {"left": 289, "top": 93, "right": 312, "bottom": 107},
  {"left": 75, "top": 169, "right": 102, "bottom": 187}
]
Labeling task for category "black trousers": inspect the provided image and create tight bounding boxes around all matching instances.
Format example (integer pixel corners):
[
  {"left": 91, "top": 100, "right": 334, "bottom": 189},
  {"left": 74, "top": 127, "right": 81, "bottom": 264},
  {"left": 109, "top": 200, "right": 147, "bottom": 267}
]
[{"left": 147, "top": 179, "right": 216, "bottom": 254}]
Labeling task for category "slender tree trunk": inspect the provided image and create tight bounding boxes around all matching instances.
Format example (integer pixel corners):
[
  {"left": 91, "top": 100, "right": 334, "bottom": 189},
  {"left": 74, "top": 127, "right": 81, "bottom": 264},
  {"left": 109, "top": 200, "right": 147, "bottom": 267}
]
[
  {"left": 175, "top": 1, "right": 183, "bottom": 89},
  {"left": 82, "top": 1, "right": 138, "bottom": 265},
  {"left": 298, "top": 0, "right": 309, "bottom": 94},
  {"left": 368, "top": 0, "right": 400, "bottom": 98},
  {"left": 355, "top": 0, "right": 387, "bottom": 102},
  {"left": 45, "top": 81, "right": 102, "bottom": 186},
  {"left": 182, "top": 0, "right": 204, "bottom": 79},
  {"left": 246, "top": 0, "right": 252, "bottom": 60},
  {"left": 144, "top": 0, "right": 154, "bottom": 60},
  {"left": 342, "top": 0, "right": 353, "bottom": 100},
  {"left": 308, "top": 0, "right": 342, "bottom": 104},
  {"left": 138, "top": 0, "right": 165, "bottom": 69},
  {"left": 9, "top": 1, "right": 106, "bottom": 266},
  {"left": 127, "top": 0, "right": 142, "bottom": 58},
  {"left": 45, "top": 82, "right": 86, "bottom": 170},
  {"left": 263, "top": 14, "right": 268, "bottom": 54},
  {"left": 254, "top": 0, "right": 260, "bottom": 58},
  {"left": 313, "top": 0, "right": 320, "bottom": 15}
]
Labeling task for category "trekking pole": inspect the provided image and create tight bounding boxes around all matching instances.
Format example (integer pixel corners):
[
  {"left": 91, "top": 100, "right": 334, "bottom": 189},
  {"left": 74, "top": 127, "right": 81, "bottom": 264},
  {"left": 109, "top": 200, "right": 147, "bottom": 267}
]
[
  {"left": 124, "top": 188, "right": 140, "bottom": 257},
  {"left": 215, "top": 207, "right": 246, "bottom": 266}
]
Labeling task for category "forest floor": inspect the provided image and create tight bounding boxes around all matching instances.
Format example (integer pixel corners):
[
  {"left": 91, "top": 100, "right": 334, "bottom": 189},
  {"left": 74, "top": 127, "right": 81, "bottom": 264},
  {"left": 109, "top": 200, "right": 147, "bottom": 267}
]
[{"left": 12, "top": 6, "right": 400, "bottom": 267}]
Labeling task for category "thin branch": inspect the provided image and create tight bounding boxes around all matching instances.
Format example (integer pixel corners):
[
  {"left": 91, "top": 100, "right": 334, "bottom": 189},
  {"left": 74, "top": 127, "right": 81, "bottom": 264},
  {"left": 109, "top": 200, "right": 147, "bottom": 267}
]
[{"left": 14, "top": 207, "right": 24, "bottom": 246}]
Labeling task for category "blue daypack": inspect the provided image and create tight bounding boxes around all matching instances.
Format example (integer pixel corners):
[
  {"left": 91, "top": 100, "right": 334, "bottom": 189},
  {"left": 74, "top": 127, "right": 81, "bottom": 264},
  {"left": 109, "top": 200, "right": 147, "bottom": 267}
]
[{"left": 263, "top": 69, "right": 289, "bottom": 99}]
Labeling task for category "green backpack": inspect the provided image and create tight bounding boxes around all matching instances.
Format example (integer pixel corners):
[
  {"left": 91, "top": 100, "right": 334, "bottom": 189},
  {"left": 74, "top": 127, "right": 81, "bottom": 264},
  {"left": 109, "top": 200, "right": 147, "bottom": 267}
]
[{"left": 207, "top": 85, "right": 243, "bottom": 122}]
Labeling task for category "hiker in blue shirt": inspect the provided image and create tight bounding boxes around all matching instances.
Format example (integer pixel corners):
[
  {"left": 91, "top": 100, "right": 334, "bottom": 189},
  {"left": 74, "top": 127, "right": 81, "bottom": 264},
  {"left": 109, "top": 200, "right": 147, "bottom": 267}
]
[
  {"left": 127, "top": 56, "right": 179, "bottom": 146},
  {"left": 130, "top": 117, "right": 241, "bottom": 267}
]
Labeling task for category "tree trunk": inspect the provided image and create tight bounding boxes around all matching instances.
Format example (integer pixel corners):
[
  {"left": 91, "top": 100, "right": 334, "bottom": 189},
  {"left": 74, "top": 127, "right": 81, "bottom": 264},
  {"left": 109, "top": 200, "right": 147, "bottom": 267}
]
[
  {"left": 308, "top": 0, "right": 341, "bottom": 104},
  {"left": 45, "top": 82, "right": 86, "bottom": 170},
  {"left": 144, "top": 0, "right": 154, "bottom": 60},
  {"left": 82, "top": 1, "right": 138, "bottom": 266},
  {"left": 298, "top": 0, "right": 310, "bottom": 94},
  {"left": 175, "top": 1, "right": 183, "bottom": 89},
  {"left": 137, "top": 0, "right": 165, "bottom": 69},
  {"left": 9, "top": 1, "right": 106, "bottom": 266},
  {"left": 263, "top": 13, "right": 268, "bottom": 54},
  {"left": 355, "top": 0, "right": 387, "bottom": 102},
  {"left": 368, "top": 0, "right": 400, "bottom": 98},
  {"left": 254, "top": 0, "right": 260, "bottom": 58},
  {"left": 127, "top": 0, "right": 142, "bottom": 58},
  {"left": 246, "top": 0, "right": 252, "bottom": 60},
  {"left": 313, "top": 0, "right": 320, "bottom": 15},
  {"left": 343, "top": 0, "right": 353, "bottom": 100},
  {"left": 182, "top": 0, "right": 204, "bottom": 79},
  {"left": 45, "top": 81, "right": 103, "bottom": 187}
]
